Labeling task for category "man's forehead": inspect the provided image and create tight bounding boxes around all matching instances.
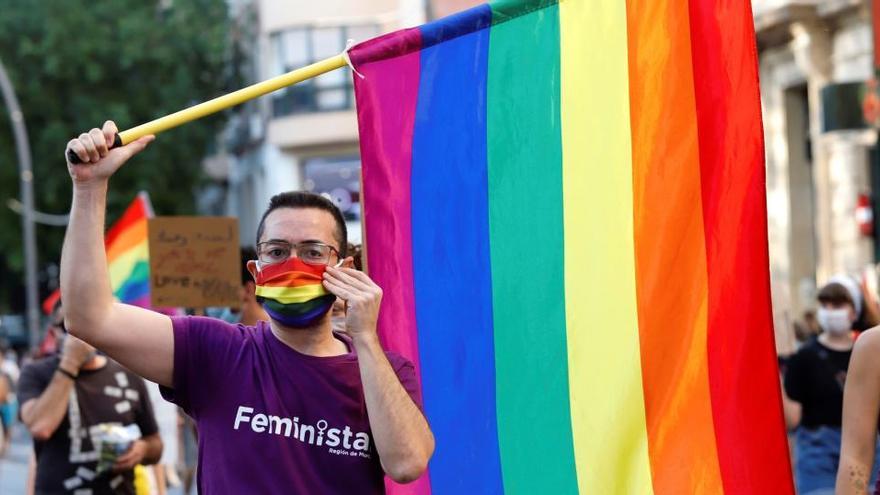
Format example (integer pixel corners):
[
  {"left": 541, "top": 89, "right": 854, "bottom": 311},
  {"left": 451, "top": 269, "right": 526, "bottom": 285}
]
[{"left": 260, "top": 207, "right": 336, "bottom": 243}]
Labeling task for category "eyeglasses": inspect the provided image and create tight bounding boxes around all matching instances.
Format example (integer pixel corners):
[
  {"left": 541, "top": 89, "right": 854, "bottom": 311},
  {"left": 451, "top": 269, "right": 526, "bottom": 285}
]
[{"left": 256, "top": 240, "right": 341, "bottom": 266}]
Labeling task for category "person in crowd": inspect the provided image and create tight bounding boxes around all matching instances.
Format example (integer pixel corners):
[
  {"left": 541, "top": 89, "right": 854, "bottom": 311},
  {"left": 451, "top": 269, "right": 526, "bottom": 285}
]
[
  {"left": 62, "top": 122, "right": 433, "bottom": 494},
  {"left": 784, "top": 282, "right": 880, "bottom": 494},
  {"left": 0, "top": 338, "right": 17, "bottom": 457},
  {"left": 794, "top": 310, "right": 821, "bottom": 345},
  {"left": 0, "top": 365, "right": 9, "bottom": 457},
  {"left": 830, "top": 274, "right": 880, "bottom": 331},
  {"left": 18, "top": 301, "right": 162, "bottom": 494}
]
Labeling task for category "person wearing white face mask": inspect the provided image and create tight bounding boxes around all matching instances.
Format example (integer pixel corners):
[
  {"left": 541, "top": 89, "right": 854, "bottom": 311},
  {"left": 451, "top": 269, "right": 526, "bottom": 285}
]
[{"left": 784, "top": 282, "right": 880, "bottom": 494}]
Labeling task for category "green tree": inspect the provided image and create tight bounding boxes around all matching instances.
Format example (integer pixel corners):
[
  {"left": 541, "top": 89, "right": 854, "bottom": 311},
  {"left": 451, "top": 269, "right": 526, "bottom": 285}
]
[{"left": 0, "top": 0, "right": 242, "bottom": 313}]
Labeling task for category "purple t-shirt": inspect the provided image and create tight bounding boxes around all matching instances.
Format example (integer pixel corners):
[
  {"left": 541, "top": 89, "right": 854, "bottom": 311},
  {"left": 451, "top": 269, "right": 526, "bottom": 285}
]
[{"left": 160, "top": 316, "right": 422, "bottom": 494}]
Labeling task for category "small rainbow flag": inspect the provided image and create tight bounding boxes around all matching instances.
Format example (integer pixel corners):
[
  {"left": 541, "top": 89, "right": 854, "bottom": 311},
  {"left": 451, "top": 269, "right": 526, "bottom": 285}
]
[
  {"left": 45, "top": 192, "right": 154, "bottom": 312},
  {"left": 105, "top": 192, "right": 153, "bottom": 307},
  {"left": 352, "top": 1, "right": 793, "bottom": 494}
]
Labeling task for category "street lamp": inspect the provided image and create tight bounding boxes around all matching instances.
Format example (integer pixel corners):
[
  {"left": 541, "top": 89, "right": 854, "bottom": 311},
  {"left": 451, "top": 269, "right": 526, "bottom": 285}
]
[{"left": 0, "top": 57, "right": 40, "bottom": 349}]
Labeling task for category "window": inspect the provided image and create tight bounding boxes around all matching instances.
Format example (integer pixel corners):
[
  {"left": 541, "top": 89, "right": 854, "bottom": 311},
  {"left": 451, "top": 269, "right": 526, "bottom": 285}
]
[
  {"left": 271, "top": 25, "right": 379, "bottom": 116},
  {"left": 303, "top": 156, "right": 362, "bottom": 243}
]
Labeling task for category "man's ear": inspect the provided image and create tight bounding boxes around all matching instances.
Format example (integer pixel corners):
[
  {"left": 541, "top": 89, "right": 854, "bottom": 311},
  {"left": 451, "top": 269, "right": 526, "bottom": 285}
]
[
  {"left": 341, "top": 256, "right": 355, "bottom": 269},
  {"left": 246, "top": 260, "right": 259, "bottom": 281}
]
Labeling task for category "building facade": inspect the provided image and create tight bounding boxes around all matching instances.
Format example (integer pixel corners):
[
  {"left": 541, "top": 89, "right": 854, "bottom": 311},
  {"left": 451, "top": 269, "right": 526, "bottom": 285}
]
[
  {"left": 755, "top": 0, "right": 878, "bottom": 353},
  {"left": 204, "top": 0, "right": 427, "bottom": 245}
]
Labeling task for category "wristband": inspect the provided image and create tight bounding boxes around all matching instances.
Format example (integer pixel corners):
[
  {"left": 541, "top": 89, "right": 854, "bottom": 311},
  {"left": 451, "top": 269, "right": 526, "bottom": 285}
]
[{"left": 56, "top": 367, "right": 78, "bottom": 380}]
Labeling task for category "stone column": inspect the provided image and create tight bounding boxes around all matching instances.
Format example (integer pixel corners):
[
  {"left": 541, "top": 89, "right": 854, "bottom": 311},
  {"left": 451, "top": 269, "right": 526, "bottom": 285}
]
[{"left": 791, "top": 20, "right": 835, "bottom": 281}]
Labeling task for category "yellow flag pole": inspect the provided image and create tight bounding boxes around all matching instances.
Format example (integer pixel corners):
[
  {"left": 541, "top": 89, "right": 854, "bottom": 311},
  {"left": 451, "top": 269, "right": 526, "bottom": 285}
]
[{"left": 68, "top": 53, "right": 347, "bottom": 163}]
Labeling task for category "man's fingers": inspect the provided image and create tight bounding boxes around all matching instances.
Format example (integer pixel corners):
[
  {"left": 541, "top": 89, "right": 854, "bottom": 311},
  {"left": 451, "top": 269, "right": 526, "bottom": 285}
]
[
  {"left": 341, "top": 268, "right": 381, "bottom": 290},
  {"left": 332, "top": 267, "right": 380, "bottom": 291},
  {"left": 322, "top": 278, "right": 356, "bottom": 301},
  {"left": 102, "top": 120, "right": 118, "bottom": 146},
  {"left": 89, "top": 128, "right": 108, "bottom": 157},
  {"left": 324, "top": 268, "right": 373, "bottom": 292},
  {"left": 79, "top": 133, "right": 100, "bottom": 162},
  {"left": 67, "top": 139, "right": 88, "bottom": 164},
  {"left": 113, "top": 455, "right": 135, "bottom": 470}
]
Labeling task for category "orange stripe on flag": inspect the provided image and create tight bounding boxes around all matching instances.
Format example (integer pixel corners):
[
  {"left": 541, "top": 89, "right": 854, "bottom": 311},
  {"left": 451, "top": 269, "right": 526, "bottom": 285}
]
[
  {"left": 626, "top": 0, "right": 723, "bottom": 492},
  {"left": 105, "top": 218, "right": 148, "bottom": 262}
]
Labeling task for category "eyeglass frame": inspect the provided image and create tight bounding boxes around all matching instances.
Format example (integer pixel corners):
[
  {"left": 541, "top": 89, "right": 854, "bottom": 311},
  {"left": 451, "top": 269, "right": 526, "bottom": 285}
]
[{"left": 255, "top": 240, "right": 343, "bottom": 266}]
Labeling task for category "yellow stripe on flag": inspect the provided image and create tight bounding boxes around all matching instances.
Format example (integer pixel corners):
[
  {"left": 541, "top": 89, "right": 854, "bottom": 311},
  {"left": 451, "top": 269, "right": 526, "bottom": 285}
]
[
  {"left": 108, "top": 243, "right": 148, "bottom": 293},
  {"left": 560, "top": 0, "right": 654, "bottom": 492}
]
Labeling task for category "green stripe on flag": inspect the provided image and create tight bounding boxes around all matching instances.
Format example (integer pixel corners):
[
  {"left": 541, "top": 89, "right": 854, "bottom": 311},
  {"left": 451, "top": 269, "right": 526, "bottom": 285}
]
[{"left": 487, "top": 3, "right": 579, "bottom": 492}]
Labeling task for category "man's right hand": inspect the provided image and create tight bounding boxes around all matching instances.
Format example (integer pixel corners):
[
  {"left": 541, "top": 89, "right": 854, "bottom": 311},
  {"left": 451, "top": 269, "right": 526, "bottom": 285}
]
[
  {"left": 65, "top": 121, "right": 154, "bottom": 185},
  {"left": 59, "top": 334, "right": 96, "bottom": 372}
]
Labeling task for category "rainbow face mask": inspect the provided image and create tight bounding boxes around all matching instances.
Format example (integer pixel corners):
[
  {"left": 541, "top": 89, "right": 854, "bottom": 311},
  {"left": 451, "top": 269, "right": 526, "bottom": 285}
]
[{"left": 254, "top": 258, "right": 337, "bottom": 328}]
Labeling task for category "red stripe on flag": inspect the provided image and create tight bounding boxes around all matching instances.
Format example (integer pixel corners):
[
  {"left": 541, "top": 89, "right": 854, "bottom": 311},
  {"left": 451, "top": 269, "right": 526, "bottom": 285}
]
[{"left": 689, "top": 0, "right": 794, "bottom": 492}]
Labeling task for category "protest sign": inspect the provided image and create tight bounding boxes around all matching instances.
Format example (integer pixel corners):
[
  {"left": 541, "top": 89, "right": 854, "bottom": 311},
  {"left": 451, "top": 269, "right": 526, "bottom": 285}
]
[{"left": 148, "top": 216, "right": 240, "bottom": 308}]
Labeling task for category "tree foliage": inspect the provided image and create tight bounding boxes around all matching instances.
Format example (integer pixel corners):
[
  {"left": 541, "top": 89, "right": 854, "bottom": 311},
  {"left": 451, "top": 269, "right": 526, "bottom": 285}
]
[{"left": 0, "top": 0, "right": 240, "bottom": 313}]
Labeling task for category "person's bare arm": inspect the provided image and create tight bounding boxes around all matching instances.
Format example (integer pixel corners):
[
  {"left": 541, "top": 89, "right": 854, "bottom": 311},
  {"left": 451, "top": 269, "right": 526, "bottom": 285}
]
[
  {"left": 20, "top": 380, "right": 73, "bottom": 441},
  {"left": 20, "top": 335, "right": 95, "bottom": 440},
  {"left": 837, "top": 328, "right": 880, "bottom": 494},
  {"left": 323, "top": 266, "right": 434, "bottom": 483},
  {"left": 0, "top": 374, "right": 9, "bottom": 405},
  {"left": 61, "top": 122, "right": 174, "bottom": 387}
]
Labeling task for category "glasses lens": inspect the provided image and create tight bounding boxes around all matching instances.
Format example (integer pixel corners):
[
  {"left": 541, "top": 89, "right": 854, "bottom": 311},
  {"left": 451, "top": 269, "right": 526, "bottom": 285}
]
[
  {"left": 258, "top": 242, "right": 291, "bottom": 264},
  {"left": 296, "top": 243, "right": 331, "bottom": 265}
]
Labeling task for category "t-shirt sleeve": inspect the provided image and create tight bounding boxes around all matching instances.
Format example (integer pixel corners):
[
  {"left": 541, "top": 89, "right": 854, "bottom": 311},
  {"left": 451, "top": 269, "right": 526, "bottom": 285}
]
[
  {"left": 132, "top": 376, "right": 159, "bottom": 438},
  {"left": 390, "top": 355, "right": 423, "bottom": 410},
  {"left": 159, "top": 316, "right": 244, "bottom": 417},
  {"left": 784, "top": 350, "right": 808, "bottom": 403},
  {"left": 16, "top": 359, "right": 54, "bottom": 411}
]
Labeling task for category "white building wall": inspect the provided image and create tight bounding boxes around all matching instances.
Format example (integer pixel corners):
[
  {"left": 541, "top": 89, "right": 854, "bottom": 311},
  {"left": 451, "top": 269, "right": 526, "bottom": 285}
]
[
  {"left": 756, "top": 0, "right": 877, "bottom": 351},
  {"left": 223, "top": 0, "right": 426, "bottom": 246}
]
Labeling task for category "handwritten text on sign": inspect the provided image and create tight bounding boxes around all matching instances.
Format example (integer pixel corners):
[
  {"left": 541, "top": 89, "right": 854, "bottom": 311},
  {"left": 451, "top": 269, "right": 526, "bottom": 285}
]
[{"left": 148, "top": 217, "right": 241, "bottom": 308}]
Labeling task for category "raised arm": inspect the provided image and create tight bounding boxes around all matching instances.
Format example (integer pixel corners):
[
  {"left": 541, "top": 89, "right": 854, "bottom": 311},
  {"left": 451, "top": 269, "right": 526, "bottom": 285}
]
[
  {"left": 61, "top": 121, "right": 174, "bottom": 387},
  {"left": 837, "top": 329, "right": 880, "bottom": 494}
]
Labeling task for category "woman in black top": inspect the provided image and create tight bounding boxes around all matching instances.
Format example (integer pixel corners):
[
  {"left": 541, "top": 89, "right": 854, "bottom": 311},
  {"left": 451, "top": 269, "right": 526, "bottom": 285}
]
[{"left": 785, "top": 282, "right": 880, "bottom": 494}]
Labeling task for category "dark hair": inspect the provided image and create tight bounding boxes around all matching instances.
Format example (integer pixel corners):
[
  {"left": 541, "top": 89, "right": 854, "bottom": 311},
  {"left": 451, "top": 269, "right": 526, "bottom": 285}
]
[
  {"left": 255, "top": 191, "right": 348, "bottom": 258},
  {"left": 240, "top": 247, "right": 257, "bottom": 285},
  {"left": 817, "top": 282, "right": 854, "bottom": 308}
]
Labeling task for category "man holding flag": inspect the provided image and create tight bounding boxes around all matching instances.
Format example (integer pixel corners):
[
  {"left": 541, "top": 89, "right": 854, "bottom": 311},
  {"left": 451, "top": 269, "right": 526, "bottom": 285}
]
[{"left": 61, "top": 121, "right": 434, "bottom": 494}]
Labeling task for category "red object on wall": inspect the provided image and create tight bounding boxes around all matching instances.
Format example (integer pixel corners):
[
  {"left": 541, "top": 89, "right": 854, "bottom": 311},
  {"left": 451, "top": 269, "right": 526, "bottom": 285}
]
[{"left": 857, "top": 193, "right": 874, "bottom": 236}]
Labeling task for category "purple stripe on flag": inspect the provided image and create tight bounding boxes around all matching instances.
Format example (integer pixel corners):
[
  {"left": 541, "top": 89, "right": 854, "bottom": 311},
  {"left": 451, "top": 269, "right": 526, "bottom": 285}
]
[{"left": 351, "top": 29, "right": 432, "bottom": 495}]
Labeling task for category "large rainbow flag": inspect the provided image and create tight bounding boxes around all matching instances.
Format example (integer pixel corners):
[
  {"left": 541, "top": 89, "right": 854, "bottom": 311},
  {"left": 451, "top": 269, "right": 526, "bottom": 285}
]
[
  {"left": 351, "top": 0, "right": 793, "bottom": 493},
  {"left": 43, "top": 192, "right": 153, "bottom": 312}
]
